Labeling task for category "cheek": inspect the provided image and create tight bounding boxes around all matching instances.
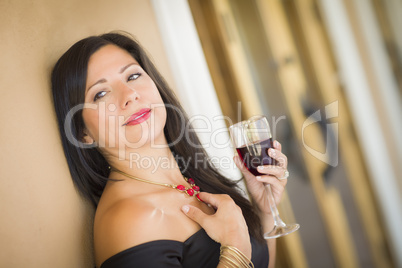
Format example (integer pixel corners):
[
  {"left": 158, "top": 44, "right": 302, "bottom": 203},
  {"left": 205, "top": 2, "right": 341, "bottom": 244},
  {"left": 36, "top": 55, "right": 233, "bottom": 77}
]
[
  {"left": 151, "top": 94, "right": 167, "bottom": 127},
  {"left": 82, "top": 108, "right": 106, "bottom": 141},
  {"left": 151, "top": 103, "right": 167, "bottom": 141},
  {"left": 83, "top": 107, "right": 127, "bottom": 148}
]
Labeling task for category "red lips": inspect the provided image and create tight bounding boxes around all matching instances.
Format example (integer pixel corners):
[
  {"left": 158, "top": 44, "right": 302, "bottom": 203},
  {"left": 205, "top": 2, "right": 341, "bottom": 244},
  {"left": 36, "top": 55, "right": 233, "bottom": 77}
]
[{"left": 123, "top": 108, "right": 152, "bottom": 126}]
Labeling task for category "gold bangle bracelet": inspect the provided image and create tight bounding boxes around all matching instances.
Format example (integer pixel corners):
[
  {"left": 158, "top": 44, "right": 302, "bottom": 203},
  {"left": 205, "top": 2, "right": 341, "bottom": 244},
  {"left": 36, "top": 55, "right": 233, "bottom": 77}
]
[
  {"left": 220, "top": 245, "right": 254, "bottom": 268},
  {"left": 221, "top": 246, "right": 253, "bottom": 266},
  {"left": 220, "top": 254, "right": 240, "bottom": 268},
  {"left": 220, "top": 251, "right": 252, "bottom": 268},
  {"left": 223, "top": 250, "right": 249, "bottom": 267}
]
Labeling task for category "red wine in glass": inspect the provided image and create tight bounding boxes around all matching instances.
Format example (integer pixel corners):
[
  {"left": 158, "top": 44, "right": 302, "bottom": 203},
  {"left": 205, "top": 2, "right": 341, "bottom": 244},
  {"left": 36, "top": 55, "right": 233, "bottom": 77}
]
[{"left": 236, "top": 138, "right": 279, "bottom": 176}]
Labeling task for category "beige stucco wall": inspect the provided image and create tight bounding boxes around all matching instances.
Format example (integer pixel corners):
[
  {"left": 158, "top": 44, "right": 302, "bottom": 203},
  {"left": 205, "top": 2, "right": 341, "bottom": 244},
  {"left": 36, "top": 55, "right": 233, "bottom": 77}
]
[{"left": 0, "top": 0, "right": 174, "bottom": 266}]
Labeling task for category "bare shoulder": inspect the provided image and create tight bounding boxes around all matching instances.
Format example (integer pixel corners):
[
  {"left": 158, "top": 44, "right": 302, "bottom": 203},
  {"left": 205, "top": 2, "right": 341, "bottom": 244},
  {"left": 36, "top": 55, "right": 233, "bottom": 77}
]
[{"left": 93, "top": 197, "right": 166, "bottom": 267}]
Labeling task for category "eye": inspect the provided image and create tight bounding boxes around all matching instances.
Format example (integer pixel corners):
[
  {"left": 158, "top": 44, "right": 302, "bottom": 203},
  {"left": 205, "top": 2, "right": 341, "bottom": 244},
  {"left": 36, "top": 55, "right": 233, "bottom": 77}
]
[
  {"left": 128, "top": 73, "right": 141, "bottom": 81},
  {"left": 93, "top": 91, "right": 107, "bottom": 101}
]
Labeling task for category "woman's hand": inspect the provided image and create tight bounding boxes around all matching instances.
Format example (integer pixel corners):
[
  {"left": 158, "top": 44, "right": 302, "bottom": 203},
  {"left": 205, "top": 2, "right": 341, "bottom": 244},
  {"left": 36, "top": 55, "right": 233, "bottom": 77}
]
[
  {"left": 234, "top": 140, "right": 288, "bottom": 215},
  {"left": 181, "top": 192, "right": 252, "bottom": 259}
]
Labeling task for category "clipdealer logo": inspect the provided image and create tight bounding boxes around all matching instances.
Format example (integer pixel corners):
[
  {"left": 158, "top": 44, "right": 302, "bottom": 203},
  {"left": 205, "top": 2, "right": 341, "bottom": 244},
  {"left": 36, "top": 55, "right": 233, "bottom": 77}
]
[{"left": 301, "top": 101, "right": 339, "bottom": 167}]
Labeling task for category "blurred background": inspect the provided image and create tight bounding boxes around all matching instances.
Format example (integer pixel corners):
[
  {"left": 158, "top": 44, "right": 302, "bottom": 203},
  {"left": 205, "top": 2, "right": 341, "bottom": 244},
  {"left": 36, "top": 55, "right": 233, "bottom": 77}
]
[
  {"left": 184, "top": 1, "right": 402, "bottom": 268},
  {"left": 0, "top": 0, "right": 400, "bottom": 267}
]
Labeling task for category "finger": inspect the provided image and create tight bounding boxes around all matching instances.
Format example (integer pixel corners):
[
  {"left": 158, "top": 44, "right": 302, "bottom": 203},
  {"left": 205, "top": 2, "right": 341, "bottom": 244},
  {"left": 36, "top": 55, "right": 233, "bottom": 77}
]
[
  {"left": 181, "top": 205, "right": 207, "bottom": 224},
  {"left": 257, "top": 165, "right": 288, "bottom": 180},
  {"left": 268, "top": 148, "right": 288, "bottom": 168},
  {"left": 255, "top": 175, "right": 287, "bottom": 189},
  {"left": 273, "top": 140, "right": 282, "bottom": 151},
  {"left": 196, "top": 192, "right": 230, "bottom": 210}
]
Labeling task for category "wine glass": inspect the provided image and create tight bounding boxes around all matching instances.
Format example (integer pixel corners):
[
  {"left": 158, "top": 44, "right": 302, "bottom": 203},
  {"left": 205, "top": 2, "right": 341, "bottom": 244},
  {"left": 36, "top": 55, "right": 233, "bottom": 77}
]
[{"left": 229, "top": 115, "right": 300, "bottom": 239}]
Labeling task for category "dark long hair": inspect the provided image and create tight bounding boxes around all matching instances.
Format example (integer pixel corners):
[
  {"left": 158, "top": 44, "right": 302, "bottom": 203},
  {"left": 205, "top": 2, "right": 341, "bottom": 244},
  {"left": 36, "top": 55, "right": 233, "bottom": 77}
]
[{"left": 51, "top": 32, "right": 263, "bottom": 241}]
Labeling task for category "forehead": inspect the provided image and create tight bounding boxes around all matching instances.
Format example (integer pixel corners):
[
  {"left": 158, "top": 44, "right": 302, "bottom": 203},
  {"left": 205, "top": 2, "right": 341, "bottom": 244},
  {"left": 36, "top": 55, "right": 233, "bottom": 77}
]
[{"left": 87, "top": 44, "right": 138, "bottom": 74}]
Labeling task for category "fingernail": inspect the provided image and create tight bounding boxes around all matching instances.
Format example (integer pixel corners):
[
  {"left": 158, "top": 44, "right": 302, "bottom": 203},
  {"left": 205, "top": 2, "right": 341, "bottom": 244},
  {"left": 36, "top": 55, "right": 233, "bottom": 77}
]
[
  {"left": 256, "top": 176, "right": 261, "bottom": 180},
  {"left": 274, "top": 140, "right": 279, "bottom": 147},
  {"left": 270, "top": 149, "right": 276, "bottom": 156},
  {"left": 258, "top": 166, "right": 264, "bottom": 170},
  {"left": 182, "top": 205, "right": 189, "bottom": 213}
]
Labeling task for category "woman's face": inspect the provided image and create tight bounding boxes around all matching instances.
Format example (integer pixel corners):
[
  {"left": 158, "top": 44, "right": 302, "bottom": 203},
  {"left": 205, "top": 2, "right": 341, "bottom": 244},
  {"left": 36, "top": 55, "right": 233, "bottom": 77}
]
[{"left": 82, "top": 44, "right": 167, "bottom": 158}]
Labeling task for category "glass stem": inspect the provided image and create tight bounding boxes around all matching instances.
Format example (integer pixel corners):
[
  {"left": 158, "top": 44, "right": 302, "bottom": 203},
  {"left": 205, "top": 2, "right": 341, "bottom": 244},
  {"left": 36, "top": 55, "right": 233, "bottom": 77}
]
[{"left": 266, "top": 184, "right": 286, "bottom": 227}]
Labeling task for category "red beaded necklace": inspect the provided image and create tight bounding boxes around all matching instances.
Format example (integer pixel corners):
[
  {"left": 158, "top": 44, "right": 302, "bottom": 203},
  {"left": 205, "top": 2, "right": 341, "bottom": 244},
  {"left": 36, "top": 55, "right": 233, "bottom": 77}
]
[{"left": 110, "top": 167, "right": 202, "bottom": 202}]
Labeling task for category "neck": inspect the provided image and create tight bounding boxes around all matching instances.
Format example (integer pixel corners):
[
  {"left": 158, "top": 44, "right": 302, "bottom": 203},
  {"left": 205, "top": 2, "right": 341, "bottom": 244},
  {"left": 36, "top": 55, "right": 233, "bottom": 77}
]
[{"left": 106, "top": 141, "right": 183, "bottom": 185}]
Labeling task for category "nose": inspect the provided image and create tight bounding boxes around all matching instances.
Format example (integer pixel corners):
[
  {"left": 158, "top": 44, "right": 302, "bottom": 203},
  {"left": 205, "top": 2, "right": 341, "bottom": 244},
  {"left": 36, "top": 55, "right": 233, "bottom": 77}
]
[{"left": 119, "top": 83, "right": 140, "bottom": 109}]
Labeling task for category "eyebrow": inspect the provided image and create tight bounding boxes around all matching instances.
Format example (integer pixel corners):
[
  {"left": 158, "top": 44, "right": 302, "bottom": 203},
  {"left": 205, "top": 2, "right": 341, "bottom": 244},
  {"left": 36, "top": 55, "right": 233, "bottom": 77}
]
[{"left": 86, "top": 62, "right": 138, "bottom": 92}]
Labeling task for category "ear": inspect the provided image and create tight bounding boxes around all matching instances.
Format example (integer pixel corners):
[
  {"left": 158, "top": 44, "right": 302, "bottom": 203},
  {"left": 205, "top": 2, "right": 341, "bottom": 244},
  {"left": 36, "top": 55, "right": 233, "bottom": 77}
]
[{"left": 82, "top": 129, "right": 95, "bottom": 145}]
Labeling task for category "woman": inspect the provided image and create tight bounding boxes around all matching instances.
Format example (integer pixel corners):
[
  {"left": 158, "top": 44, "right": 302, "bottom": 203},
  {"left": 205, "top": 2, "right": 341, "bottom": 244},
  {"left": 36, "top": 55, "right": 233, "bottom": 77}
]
[{"left": 51, "top": 32, "right": 289, "bottom": 268}]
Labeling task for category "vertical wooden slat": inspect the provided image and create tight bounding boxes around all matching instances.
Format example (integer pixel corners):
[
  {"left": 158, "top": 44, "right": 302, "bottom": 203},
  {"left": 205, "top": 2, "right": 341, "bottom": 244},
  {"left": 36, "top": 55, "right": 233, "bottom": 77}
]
[
  {"left": 209, "top": 0, "right": 263, "bottom": 119},
  {"left": 188, "top": 0, "right": 238, "bottom": 122}
]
